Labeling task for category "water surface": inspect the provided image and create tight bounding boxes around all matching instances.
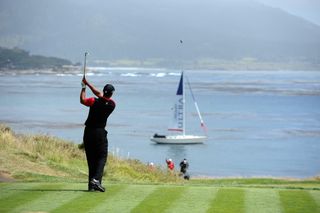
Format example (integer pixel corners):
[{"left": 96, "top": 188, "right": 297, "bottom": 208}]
[{"left": 0, "top": 69, "right": 319, "bottom": 178}]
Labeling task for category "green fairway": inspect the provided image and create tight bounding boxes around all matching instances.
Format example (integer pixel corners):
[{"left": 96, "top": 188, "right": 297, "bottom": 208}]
[
  {"left": 1, "top": 182, "right": 319, "bottom": 213},
  {"left": 207, "top": 188, "right": 245, "bottom": 213}
]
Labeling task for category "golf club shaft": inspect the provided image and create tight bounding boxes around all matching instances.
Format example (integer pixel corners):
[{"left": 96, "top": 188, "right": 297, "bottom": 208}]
[{"left": 83, "top": 52, "right": 88, "bottom": 77}]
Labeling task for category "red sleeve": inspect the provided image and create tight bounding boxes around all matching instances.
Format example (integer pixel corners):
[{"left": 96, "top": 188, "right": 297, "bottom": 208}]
[{"left": 83, "top": 97, "right": 95, "bottom": 107}]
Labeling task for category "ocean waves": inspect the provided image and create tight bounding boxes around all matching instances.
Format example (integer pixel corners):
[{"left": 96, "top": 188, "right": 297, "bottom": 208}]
[
  {"left": 0, "top": 67, "right": 175, "bottom": 77},
  {"left": 196, "top": 82, "right": 320, "bottom": 96},
  {"left": 1, "top": 69, "right": 320, "bottom": 96}
]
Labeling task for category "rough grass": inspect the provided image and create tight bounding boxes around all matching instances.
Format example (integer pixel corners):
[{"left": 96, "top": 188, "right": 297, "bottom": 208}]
[{"left": 0, "top": 124, "right": 181, "bottom": 183}]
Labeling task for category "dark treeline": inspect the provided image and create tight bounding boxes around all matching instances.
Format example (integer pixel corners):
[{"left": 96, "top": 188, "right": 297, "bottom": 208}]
[{"left": 0, "top": 47, "right": 72, "bottom": 70}]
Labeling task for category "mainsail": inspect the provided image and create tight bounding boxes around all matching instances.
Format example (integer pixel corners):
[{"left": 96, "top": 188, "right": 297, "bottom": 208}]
[{"left": 168, "top": 72, "right": 184, "bottom": 132}]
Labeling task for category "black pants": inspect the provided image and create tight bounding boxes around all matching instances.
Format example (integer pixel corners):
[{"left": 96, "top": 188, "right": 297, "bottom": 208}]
[{"left": 83, "top": 127, "right": 108, "bottom": 184}]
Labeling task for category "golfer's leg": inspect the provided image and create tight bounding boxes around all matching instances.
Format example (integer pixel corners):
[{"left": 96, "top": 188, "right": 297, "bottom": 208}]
[
  {"left": 95, "top": 131, "right": 108, "bottom": 183},
  {"left": 95, "top": 152, "right": 107, "bottom": 183},
  {"left": 84, "top": 128, "right": 96, "bottom": 186}
]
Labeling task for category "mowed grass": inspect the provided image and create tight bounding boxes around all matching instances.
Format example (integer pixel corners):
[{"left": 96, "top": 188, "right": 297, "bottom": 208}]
[
  {"left": 207, "top": 188, "right": 245, "bottom": 213},
  {"left": 1, "top": 124, "right": 320, "bottom": 212},
  {"left": 1, "top": 182, "right": 319, "bottom": 213}
]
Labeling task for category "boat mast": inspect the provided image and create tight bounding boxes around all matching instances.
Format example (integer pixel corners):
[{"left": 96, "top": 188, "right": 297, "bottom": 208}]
[{"left": 179, "top": 40, "right": 186, "bottom": 136}]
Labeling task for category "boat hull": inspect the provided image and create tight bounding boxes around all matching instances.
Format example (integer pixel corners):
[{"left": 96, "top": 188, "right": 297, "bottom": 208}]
[{"left": 150, "top": 135, "right": 206, "bottom": 144}]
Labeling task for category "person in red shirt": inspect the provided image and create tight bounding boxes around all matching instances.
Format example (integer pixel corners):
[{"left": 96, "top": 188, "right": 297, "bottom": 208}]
[
  {"left": 166, "top": 158, "right": 175, "bottom": 171},
  {"left": 80, "top": 77, "right": 116, "bottom": 192}
]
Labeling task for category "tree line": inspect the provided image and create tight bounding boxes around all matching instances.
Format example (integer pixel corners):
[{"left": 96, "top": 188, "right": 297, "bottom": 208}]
[{"left": 0, "top": 46, "right": 72, "bottom": 70}]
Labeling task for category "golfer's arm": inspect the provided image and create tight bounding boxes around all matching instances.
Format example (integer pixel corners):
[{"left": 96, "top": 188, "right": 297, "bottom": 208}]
[
  {"left": 87, "top": 82, "right": 103, "bottom": 98},
  {"left": 80, "top": 88, "right": 86, "bottom": 104}
]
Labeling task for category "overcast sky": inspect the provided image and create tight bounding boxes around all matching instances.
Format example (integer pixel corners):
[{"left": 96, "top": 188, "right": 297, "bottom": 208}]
[
  {"left": 258, "top": 0, "right": 320, "bottom": 25},
  {"left": 0, "top": 0, "right": 319, "bottom": 25}
]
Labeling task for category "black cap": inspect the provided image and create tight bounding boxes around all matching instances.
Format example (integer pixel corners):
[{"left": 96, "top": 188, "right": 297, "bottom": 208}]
[{"left": 103, "top": 84, "right": 115, "bottom": 95}]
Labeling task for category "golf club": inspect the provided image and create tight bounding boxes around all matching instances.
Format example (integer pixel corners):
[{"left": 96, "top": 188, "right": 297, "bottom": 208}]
[{"left": 83, "top": 52, "right": 88, "bottom": 77}]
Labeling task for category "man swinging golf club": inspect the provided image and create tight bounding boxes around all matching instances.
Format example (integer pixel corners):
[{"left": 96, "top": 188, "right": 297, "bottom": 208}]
[{"left": 80, "top": 53, "right": 116, "bottom": 192}]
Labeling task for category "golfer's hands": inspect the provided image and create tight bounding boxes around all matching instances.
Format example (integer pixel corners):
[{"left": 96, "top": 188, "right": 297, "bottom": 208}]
[
  {"left": 81, "top": 82, "right": 86, "bottom": 89},
  {"left": 81, "top": 77, "right": 87, "bottom": 89}
]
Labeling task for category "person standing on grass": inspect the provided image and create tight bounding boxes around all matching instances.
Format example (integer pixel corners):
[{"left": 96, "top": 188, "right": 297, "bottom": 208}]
[
  {"left": 80, "top": 76, "right": 116, "bottom": 192},
  {"left": 166, "top": 158, "right": 175, "bottom": 171},
  {"left": 179, "top": 158, "right": 190, "bottom": 180}
]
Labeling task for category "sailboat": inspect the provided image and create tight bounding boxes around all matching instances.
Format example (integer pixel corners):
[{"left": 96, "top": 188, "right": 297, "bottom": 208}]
[{"left": 150, "top": 72, "right": 207, "bottom": 144}]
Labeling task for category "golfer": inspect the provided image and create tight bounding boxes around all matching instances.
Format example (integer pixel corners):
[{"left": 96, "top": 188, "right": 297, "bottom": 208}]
[{"left": 80, "top": 77, "right": 116, "bottom": 192}]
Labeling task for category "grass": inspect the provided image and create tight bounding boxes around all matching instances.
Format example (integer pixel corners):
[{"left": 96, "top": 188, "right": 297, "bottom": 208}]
[
  {"left": 0, "top": 182, "right": 319, "bottom": 213},
  {"left": 245, "top": 188, "right": 282, "bottom": 213},
  {"left": 279, "top": 190, "right": 319, "bottom": 213},
  {"left": 1, "top": 123, "right": 320, "bottom": 212},
  {"left": 0, "top": 124, "right": 181, "bottom": 183},
  {"left": 131, "top": 186, "right": 185, "bottom": 213},
  {"left": 207, "top": 188, "right": 245, "bottom": 213},
  {"left": 51, "top": 184, "right": 126, "bottom": 213},
  {"left": 190, "top": 178, "right": 320, "bottom": 190}
]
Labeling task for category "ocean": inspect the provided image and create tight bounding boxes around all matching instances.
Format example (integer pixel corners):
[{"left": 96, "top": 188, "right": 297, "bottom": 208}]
[{"left": 0, "top": 68, "right": 319, "bottom": 178}]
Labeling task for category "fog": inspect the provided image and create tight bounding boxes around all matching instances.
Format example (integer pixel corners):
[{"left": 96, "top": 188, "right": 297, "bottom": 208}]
[
  {"left": 0, "top": 0, "right": 319, "bottom": 64},
  {"left": 258, "top": 0, "right": 320, "bottom": 25}
]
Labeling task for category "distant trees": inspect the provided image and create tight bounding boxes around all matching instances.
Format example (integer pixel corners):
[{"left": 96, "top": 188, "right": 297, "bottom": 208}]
[{"left": 0, "top": 47, "right": 72, "bottom": 70}]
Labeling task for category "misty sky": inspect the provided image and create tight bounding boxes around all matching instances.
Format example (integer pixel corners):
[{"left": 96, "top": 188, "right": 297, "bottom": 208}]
[
  {"left": 258, "top": 0, "right": 320, "bottom": 25},
  {"left": 0, "top": 0, "right": 319, "bottom": 62}
]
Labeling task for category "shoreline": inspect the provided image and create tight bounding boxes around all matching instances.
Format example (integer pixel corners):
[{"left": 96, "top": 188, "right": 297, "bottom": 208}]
[{"left": 1, "top": 67, "right": 320, "bottom": 76}]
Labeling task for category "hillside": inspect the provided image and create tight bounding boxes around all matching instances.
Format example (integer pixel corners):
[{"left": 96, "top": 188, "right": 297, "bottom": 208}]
[
  {"left": 0, "top": 124, "right": 180, "bottom": 183},
  {"left": 0, "top": 0, "right": 320, "bottom": 69},
  {"left": 0, "top": 46, "right": 72, "bottom": 70}
]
